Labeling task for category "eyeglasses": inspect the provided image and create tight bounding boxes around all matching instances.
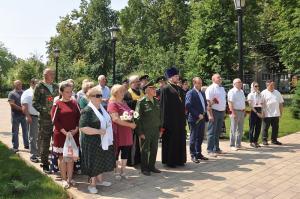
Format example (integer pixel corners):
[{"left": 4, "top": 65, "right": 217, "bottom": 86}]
[{"left": 91, "top": 94, "right": 102, "bottom": 98}]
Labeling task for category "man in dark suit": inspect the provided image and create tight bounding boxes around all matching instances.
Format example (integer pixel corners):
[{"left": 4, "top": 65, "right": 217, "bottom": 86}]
[{"left": 185, "top": 77, "right": 209, "bottom": 163}]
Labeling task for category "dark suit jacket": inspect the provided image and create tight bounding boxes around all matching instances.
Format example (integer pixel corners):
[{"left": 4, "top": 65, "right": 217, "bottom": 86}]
[{"left": 185, "top": 88, "right": 208, "bottom": 123}]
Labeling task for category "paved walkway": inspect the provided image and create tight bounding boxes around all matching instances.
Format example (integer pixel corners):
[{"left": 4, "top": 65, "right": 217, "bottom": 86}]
[{"left": 1, "top": 98, "right": 300, "bottom": 199}]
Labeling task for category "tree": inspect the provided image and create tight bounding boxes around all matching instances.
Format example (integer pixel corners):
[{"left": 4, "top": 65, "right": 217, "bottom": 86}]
[{"left": 291, "top": 81, "right": 300, "bottom": 119}]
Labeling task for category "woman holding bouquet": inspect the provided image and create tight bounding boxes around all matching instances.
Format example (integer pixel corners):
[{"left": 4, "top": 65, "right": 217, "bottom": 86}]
[
  {"left": 79, "top": 86, "right": 115, "bottom": 194},
  {"left": 51, "top": 81, "right": 80, "bottom": 189},
  {"left": 108, "top": 84, "right": 136, "bottom": 180}
]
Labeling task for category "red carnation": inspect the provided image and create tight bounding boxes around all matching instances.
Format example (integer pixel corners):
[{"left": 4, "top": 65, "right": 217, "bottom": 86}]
[{"left": 47, "top": 96, "right": 53, "bottom": 102}]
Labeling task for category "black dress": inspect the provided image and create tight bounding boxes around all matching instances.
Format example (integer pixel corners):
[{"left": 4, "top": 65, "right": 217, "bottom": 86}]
[
  {"left": 79, "top": 106, "right": 115, "bottom": 177},
  {"left": 160, "top": 83, "right": 187, "bottom": 166}
]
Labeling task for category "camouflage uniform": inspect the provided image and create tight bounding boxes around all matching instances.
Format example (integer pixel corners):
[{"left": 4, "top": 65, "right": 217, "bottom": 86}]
[{"left": 32, "top": 82, "right": 58, "bottom": 167}]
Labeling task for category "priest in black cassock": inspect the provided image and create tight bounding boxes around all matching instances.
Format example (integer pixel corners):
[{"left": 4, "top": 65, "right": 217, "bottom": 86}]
[{"left": 160, "top": 67, "right": 187, "bottom": 168}]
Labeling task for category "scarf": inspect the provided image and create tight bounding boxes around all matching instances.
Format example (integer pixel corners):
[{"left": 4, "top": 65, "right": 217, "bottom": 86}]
[{"left": 88, "top": 101, "right": 113, "bottom": 150}]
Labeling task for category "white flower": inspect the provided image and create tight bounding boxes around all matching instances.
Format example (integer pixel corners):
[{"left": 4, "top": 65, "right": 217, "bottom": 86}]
[
  {"left": 123, "top": 111, "right": 129, "bottom": 116},
  {"left": 133, "top": 111, "right": 139, "bottom": 118},
  {"left": 123, "top": 115, "right": 129, "bottom": 120},
  {"left": 120, "top": 115, "right": 125, "bottom": 120}
]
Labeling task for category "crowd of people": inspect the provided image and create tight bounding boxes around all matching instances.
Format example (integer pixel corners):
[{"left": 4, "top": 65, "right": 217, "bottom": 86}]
[{"left": 7, "top": 66, "right": 284, "bottom": 194}]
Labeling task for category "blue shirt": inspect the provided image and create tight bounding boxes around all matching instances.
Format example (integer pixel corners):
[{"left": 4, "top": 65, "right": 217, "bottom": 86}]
[{"left": 98, "top": 85, "right": 110, "bottom": 107}]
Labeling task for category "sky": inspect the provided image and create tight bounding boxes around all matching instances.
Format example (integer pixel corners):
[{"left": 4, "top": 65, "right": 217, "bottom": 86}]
[{"left": 0, "top": 0, "right": 128, "bottom": 62}]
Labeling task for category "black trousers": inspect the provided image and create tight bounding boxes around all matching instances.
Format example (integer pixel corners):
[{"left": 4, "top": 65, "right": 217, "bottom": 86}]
[
  {"left": 262, "top": 117, "right": 279, "bottom": 142},
  {"left": 249, "top": 107, "right": 262, "bottom": 143}
]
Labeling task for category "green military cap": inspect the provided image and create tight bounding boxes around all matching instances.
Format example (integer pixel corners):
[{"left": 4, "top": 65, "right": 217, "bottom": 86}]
[
  {"left": 142, "top": 80, "right": 155, "bottom": 91},
  {"left": 139, "top": 74, "right": 149, "bottom": 81}
]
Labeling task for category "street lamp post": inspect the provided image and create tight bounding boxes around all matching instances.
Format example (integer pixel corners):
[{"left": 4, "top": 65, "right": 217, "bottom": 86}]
[
  {"left": 233, "top": 0, "right": 245, "bottom": 82},
  {"left": 53, "top": 48, "right": 60, "bottom": 83},
  {"left": 109, "top": 26, "right": 120, "bottom": 85}
]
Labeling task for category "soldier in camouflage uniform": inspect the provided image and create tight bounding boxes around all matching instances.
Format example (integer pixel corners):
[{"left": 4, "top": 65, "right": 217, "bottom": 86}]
[
  {"left": 33, "top": 68, "right": 59, "bottom": 173},
  {"left": 135, "top": 80, "right": 162, "bottom": 176}
]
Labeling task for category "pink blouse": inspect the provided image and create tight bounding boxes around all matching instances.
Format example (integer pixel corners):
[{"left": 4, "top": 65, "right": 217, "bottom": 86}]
[{"left": 107, "top": 101, "right": 133, "bottom": 147}]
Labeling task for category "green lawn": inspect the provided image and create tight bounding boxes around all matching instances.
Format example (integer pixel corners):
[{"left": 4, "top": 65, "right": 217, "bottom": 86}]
[
  {"left": 224, "top": 106, "right": 300, "bottom": 142},
  {"left": 0, "top": 142, "right": 67, "bottom": 199}
]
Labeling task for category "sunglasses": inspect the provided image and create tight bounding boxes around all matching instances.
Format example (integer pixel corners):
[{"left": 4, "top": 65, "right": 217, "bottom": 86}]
[{"left": 92, "top": 94, "right": 102, "bottom": 98}]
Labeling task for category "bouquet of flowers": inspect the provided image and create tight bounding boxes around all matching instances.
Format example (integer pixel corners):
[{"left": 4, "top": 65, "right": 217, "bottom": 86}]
[{"left": 120, "top": 110, "right": 139, "bottom": 121}]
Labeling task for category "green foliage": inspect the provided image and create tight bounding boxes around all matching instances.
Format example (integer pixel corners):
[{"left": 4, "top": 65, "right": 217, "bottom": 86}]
[
  {"left": 0, "top": 142, "right": 67, "bottom": 199},
  {"left": 291, "top": 82, "right": 300, "bottom": 119}
]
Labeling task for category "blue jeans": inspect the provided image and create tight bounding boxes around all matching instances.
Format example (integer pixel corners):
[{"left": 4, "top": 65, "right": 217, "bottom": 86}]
[
  {"left": 207, "top": 110, "right": 225, "bottom": 153},
  {"left": 189, "top": 120, "right": 205, "bottom": 158},
  {"left": 11, "top": 115, "right": 29, "bottom": 149}
]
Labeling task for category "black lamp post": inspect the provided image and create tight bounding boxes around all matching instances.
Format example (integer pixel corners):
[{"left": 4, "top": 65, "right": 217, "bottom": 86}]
[
  {"left": 109, "top": 26, "right": 120, "bottom": 84},
  {"left": 53, "top": 48, "right": 60, "bottom": 83},
  {"left": 233, "top": 0, "right": 245, "bottom": 82}
]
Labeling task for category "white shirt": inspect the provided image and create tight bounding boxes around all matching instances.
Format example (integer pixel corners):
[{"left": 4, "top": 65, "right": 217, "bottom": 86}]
[
  {"left": 205, "top": 83, "right": 227, "bottom": 111},
  {"left": 21, "top": 87, "right": 39, "bottom": 116},
  {"left": 261, "top": 89, "right": 284, "bottom": 117},
  {"left": 227, "top": 87, "right": 246, "bottom": 110},
  {"left": 247, "top": 92, "right": 263, "bottom": 107}
]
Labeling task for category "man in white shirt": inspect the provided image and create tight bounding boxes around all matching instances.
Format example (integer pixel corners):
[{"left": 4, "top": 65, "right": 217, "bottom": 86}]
[
  {"left": 227, "top": 78, "right": 246, "bottom": 151},
  {"left": 97, "top": 75, "right": 110, "bottom": 109},
  {"left": 261, "top": 80, "right": 284, "bottom": 145},
  {"left": 205, "top": 74, "right": 227, "bottom": 157},
  {"left": 21, "top": 78, "right": 39, "bottom": 162}
]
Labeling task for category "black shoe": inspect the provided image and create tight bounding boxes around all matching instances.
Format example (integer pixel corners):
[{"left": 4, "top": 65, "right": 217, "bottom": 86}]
[
  {"left": 142, "top": 170, "right": 151, "bottom": 176},
  {"left": 30, "top": 157, "right": 39, "bottom": 163},
  {"left": 198, "top": 156, "right": 209, "bottom": 160},
  {"left": 255, "top": 143, "right": 261, "bottom": 148},
  {"left": 43, "top": 165, "right": 51, "bottom": 174},
  {"left": 24, "top": 146, "right": 29, "bottom": 149},
  {"left": 192, "top": 157, "right": 200, "bottom": 163},
  {"left": 150, "top": 168, "right": 161, "bottom": 173},
  {"left": 250, "top": 143, "right": 257, "bottom": 148},
  {"left": 271, "top": 140, "right": 282, "bottom": 145},
  {"left": 262, "top": 141, "right": 269, "bottom": 146}
]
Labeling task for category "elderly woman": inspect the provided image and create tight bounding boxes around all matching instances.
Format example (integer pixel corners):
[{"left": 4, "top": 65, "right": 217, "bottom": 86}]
[
  {"left": 247, "top": 82, "right": 263, "bottom": 148},
  {"left": 78, "top": 81, "right": 95, "bottom": 109},
  {"left": 51, "top": 81, "right": 80, "bottom": 189},
  {"left": 79, "top": 86, "right": 115, "bottom": 194},
  {"left": 107, "top": 84, "right": 136, "bottom": 180}
]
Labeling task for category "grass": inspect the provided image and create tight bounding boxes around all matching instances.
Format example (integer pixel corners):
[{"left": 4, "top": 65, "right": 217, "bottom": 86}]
[
  {"left": 224, "top": 106, "right": 300, "bottom": 142},
  {"left": 0, "top": 142, "right": 68, "bottom": 199}
]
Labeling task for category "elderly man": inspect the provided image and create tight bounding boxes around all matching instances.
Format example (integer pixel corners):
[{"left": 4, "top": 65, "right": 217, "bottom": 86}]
[
  {"left": 21, "top": 78, "right": 39, "bottom": 162},
  {"left": 261, "top": 80, "right": 284, "bottom": 145},
  {"left": 160, "top": 67, "right": 186, "bottom": 168},
  {"left": 124, "top": 75, "right": 144, "bottom": 166},
  {"left": 8, "top": 80, "right": 29, "bottom": 152},
  {"left": 185, "top": 77, "right": 208, "bottom": 163},
  {"left": 228, "top": 78, "right": 246, "bottom": 151},
  {"left": 205, "top": 74, "right": 227, "bottom": 157},
  {"left": 97, "top": 75, "right": 110, "bottom": 109},
  {"left": 33, "top": 68, "right": 59, "bottom": 173}
]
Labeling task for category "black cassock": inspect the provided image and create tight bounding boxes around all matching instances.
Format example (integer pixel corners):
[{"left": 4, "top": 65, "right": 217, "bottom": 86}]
[{"left": 160, "top": 83, "right": 187, "bottom": 166}]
